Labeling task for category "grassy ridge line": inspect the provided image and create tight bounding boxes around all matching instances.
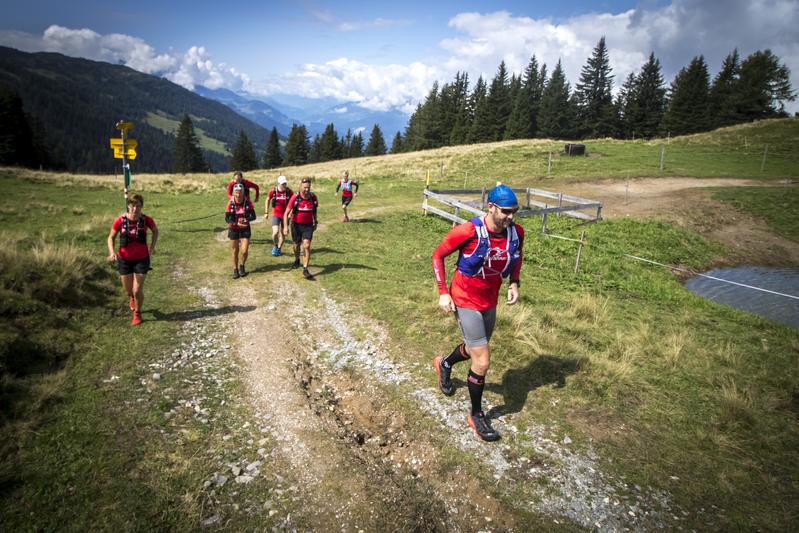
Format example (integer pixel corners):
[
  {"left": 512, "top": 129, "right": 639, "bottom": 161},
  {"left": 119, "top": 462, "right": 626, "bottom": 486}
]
[{"left": 3, "top": 118, "right": 797, "bottom": 197}]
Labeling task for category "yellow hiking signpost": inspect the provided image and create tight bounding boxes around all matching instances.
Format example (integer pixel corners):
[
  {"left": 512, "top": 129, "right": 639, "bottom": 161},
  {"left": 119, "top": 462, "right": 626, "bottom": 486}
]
[{"left": 110, "top": 121, "right": 137, "bottom": 207}]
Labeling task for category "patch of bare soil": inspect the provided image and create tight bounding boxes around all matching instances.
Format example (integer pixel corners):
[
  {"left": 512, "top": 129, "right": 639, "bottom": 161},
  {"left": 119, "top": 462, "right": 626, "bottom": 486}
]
[{"left": 560, "top": 177, "right": 799, "bottom": 266}]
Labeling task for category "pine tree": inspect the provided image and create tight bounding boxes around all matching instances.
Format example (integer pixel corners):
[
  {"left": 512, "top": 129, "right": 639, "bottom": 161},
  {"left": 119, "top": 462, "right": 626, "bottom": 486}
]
[
  {"left": 172, "top": 114, "right": 206, "bottom": 173},
  {"left": 574, "top": 37, "right": 615, "bottom": 138},
  {"left": 538, "top": 60, "right": 576, "bottom": 139},
  {"left": 448, "top": 72, "right": 471, "bottom": 145},
  {"left": 390, "top": 131, "right": 403, "bottom": 154},
  {"left": 734, "top": 49, "right": 796, "bottom": 121},
  {"left": 709, "top": 49, "right": 741, "bottom": 128},
  {"left": 628, "top": 53, "right": 667, "bottom": 139},
  {"left": 262, "top": 127, "right": 282, "bottom": 169},
  {"left": 403, "top": 83, "right": 444, "bottom": 151},
  {"left": 617, "top": 71, "right": 638, "bottom": 138},
  {"left": 664, "top": 56, "right": 711, "bottom": 135},
  {"left": 230, "top": 130, "right": 258, "bottom": 171},
  {"left": 365, "top": 124, "right": 387, "bottom": 156},
  {"left": 342, "top": 129, "right": 354, "bottom": 158},
  {"left": 308, "top": 133, "right": 321, "bottom": 163},
  {"left": 283, "top": 124, "right": 310, "bottom": 166}
]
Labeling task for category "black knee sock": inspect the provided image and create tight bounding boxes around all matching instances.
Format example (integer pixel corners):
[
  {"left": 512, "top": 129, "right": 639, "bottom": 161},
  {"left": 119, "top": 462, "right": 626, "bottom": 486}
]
[
  {"left": 443, "top": 343, "right": 469, "bottom": 369},
  {"left": 467, "top": 370, "right": 485, "bottom": 415}
]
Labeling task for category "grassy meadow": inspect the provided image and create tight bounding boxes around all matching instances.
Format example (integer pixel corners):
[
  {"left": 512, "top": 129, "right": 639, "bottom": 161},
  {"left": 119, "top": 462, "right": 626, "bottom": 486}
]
[{"left": 1, "top": 118, "right": 797, "bottom": 530}]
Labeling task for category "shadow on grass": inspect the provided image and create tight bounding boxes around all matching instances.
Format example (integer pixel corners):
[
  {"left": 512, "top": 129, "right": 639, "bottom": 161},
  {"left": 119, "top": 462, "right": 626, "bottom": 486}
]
[
  {"left": 312, "top": 263, "right": 377, "bottom": 277},
  {"left": 484, "top": 354, "right": 584, "bottom": 418},
  {"left": 347, "top": 218, "right": 381, "bottom": 224},
  {"left": 151, "top": 305, "right": 257, "bottom": 321}
]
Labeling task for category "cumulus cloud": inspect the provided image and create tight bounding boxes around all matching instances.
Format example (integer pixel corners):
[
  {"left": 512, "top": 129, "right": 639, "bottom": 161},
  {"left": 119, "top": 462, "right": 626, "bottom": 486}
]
[
  {"left": 1, "top": 1, "right": 796, "bottom": 114},
  {"left": 440, "top": 1, "right": 799, "bottom": 110},
  {"left": 0, "top": 25, "right": 250, "bottom": 91}
]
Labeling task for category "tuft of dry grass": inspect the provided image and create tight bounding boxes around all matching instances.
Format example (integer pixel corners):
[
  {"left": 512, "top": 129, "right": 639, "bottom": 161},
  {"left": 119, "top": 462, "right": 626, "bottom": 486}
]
[{"left": 718, "top": 377, "right": 756, "bottom": 428}]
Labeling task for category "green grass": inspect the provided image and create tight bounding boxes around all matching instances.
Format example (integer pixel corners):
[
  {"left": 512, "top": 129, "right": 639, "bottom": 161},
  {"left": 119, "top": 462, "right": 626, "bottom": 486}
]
[
  {"left": 144, "top": 111, "right": 230, "bottom": 155},
  {"left": 712, "top": 185, "right": 799, "bottom": 241},
  {"left": 1, "top": 119, "right": 798, "bottom": 531}
]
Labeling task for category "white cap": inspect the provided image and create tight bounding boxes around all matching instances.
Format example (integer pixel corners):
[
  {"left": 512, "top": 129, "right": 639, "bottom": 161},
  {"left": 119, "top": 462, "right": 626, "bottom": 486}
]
[
  {"left": 232, "top": 183, "right": 244, "bottom": 191},
  {"left": 277, "top": 175, "right": 287, "bottom": 185}
]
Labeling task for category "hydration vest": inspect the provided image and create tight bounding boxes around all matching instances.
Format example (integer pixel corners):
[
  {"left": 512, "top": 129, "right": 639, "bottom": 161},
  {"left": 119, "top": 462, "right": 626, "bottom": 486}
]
[
  {"left": 456, "top": 216, "right": 520, "bottom": 278},
  {"left": 271, "top": 187, "right": 293, "bottom": 208},
  {"left": 339, "top": 180, "right": 354, "bottom": 193},
  {"left": 228, "top": 198, "right": 255, "bottom": 225},
  {"left": 292, "top": 192, "right": 318, "bottom": 214},
  {"left": 119, "top": 214, "right": 147, "bottom": 247}
]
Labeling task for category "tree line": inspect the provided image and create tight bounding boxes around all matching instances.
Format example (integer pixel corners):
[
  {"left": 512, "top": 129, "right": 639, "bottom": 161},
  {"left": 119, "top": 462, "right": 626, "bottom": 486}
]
[
  {"left": 172, "top": 117, "right": 391, "bottom": 173},
  {"left": 392, "top": 39, "right": 796, "bottom": 153}
]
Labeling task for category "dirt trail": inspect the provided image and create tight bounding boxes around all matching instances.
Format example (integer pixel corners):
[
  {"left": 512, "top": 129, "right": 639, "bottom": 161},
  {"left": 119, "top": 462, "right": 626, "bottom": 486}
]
[
  {"left": 200, "top": 195, "right": 711, "bottom": 531},
  {"left": 560, "top": 177, "right": 799, "bottom": 265}
]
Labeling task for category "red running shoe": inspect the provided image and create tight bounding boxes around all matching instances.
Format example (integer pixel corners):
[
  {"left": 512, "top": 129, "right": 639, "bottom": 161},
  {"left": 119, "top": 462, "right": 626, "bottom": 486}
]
[
  {"left": 131, "top": 311, "right": 142, "bottom": 326},
  {"left": 467, "top": 412, "right": 500, "bottom": 442}
]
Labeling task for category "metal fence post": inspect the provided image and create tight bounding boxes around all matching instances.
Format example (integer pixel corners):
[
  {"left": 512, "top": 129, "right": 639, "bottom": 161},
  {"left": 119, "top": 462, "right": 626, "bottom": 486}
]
[{"left": 574, "top": 230, "right": 586, "bottom": 273}]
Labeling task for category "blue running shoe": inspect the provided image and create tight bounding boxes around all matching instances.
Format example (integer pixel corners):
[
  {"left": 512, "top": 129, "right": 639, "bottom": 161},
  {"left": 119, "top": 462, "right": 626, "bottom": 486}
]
[{"left": 271, "top": 246, "right": 278, "bottom": 256}]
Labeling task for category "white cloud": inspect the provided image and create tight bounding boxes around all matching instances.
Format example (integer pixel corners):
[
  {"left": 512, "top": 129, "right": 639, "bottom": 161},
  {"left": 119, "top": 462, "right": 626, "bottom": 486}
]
[
  {"left": 0, "top": 25, "right": 250, "bottom": 91},
  {"left": 308, "top": 9, "right": 412, "bottom": 32},
  {"left": 1, "top": 2, "right": 796, "bottom": 115}
]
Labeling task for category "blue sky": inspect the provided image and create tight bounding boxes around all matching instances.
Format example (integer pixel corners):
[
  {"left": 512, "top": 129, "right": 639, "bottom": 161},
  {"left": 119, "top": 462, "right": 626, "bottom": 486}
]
[{"left": 1, "top": 0, "right": 797, "bottom": 113}]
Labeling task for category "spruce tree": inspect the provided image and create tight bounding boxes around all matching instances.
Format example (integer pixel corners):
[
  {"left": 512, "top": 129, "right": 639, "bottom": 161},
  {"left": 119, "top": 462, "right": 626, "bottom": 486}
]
[
  {"left": 308, "top": 133, "right": 321, "bottom": 163},
  {"left": 262, "top": 127, "right": 282, "bottom": 169},
  {"left": 447, "top": 72, "right": 471, "bottom": 145},
  {"left": 230, "top": 130, "right": 258, "bottom": 171},
  {"left": 538, "top": 60, "right": 576, "bottom": 139},
  {"left": 574, "top": 37, "right": 615, "bottom": 138},
  {"left": 628, "top": 53, "right": 667, "bottom": 139},
  {"left": 365, "top": 124, "right": 387, "bottom": 156},
  {"left": 172, "top": 114, "right": 206, "bottom": 173},
  {"left": 0, "top": 88, "right": 39, "bottom": 167},
  {"left": 734, "top": 49, "right": 796, "bottom": 121},
  {"left": 283, "top": 124, "right": 310, "bottom": 166},
  {"left": 664, "top": 56, "right": 711, "bottom": 135},
  {"left": 351, "top": 131, "right": 364, "bottom": 157},
  {"left": 504, "top": 55, "right": 541, "bottom": 140},
  {"left": 467, "top": 76, "right": 490, "bottom": 143},
  {"left": 617, "top": 71, "right": 638, "bottom": 138},
  {"left": 319, "top": 123, "right": 341, "bottom": 161},
  {"left": 483, "top": 61, "right": 512, "bottom": 141},
  {"left": 390, "top": 131, "right": 403, "bottom": 154},
  {"left": 709, "top": 50, "right": 741, "bottom": 128}
]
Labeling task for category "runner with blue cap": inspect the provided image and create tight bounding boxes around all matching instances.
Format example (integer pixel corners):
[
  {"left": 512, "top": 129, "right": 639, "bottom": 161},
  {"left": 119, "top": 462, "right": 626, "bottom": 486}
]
[{"left": 431, "top": 183, "right": 525, "bottom": 441}]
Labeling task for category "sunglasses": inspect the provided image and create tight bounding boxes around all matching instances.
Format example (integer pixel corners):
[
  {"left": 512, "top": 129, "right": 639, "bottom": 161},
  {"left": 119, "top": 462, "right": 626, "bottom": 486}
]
[{"left": 497, "top": 206, "right": 519, "bottom": 215}]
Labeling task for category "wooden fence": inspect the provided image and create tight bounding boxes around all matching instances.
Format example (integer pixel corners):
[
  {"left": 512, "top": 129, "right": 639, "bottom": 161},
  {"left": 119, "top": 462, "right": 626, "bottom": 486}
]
[{"left": 422, "top": 187, "right": 602, "bottom": 233}]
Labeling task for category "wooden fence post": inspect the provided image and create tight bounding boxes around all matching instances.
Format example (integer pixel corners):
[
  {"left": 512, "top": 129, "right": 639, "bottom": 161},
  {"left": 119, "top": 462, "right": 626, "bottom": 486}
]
[
  {"left": 453, "top": 207, "right": 460, "bottom": 227},
  {"left": 761, "top": 145, "right": 768, "bottom": 171},
  {"left": 547, "top": 152, "right": 552, "bottom": 177},
  {"left": 481, "top": 186, "right": 486, "bottom": 209},
  {"left": 574, "top": 230, "right": 586, "bottom": 273},
  {"left": 541, "top": 207, "right": 549, "bottom": 234},
  {"left": 659, "top": 146, "right": 665, "bottom": 172}
]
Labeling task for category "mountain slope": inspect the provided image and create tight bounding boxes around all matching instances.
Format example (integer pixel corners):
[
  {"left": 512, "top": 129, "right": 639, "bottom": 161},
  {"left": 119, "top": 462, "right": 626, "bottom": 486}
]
[
  {"left": 0, "top": 46, "right": 269, "bottom": 172},
  {"left": 194, "top": 86, "right": 294, "bottom": 136}
]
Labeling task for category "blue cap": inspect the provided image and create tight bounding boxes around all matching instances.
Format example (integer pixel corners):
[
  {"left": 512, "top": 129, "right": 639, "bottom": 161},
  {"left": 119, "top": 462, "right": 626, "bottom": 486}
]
[{"left": 487, "top": 184, "right": 518, "bottom": 207}]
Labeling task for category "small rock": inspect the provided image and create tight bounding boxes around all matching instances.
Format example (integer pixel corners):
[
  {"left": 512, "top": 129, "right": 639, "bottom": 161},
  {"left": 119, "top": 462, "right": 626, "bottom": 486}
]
[
  {"left": 235, "top": 475, "right": 254, "bottom": 484},
  {"left": 231, "top": 465, "right": 242, "bottom": 476},
  {"left": 563, "top": 435, "right": 572, "bottom": 445},
  {"left": 201, "top": 514, "right": 221, "bottom": 527}
]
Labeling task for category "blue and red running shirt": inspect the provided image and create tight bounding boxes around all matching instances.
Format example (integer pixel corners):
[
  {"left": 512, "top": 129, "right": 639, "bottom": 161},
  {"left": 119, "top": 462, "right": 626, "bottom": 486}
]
[{"left": 432, "top": 218, "right": 524, "bottom": 311}]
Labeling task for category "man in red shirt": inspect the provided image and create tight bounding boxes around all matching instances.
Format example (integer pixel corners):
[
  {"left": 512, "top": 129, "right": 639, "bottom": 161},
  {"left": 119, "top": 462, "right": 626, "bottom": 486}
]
[
  {"left": 227, "top": 171, "right": 260, "bottom": 202},
  {"left": 283, "top": 178, "right": 318, "bottom": 280},
  {"left": 431, "top": 184, "right": 524, "bottom": 441},
  {"left": 107, "top": 194, "right": 159, "bottom": 326},
  {"left": 226, "top": 183, "right": 256, "bottom": 279},
  {"left": 266, "top": 175, "right": 293, "bottom": 256}
]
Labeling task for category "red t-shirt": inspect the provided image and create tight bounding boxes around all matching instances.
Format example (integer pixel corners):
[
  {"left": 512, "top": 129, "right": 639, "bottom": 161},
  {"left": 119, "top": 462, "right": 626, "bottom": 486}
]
[
  {"left": 267, "top": 186, "right": 293, "bottom": 218},
  {"left": 226, "top": 198, "right": 255, "bottom": 230},
  {"left": 112, "top": 214, "right": 157, "bottom": 261},
  {"left": 227, "top": 179, "right": 260, "bottom": 201},
  {"left": 287, "top": 192, "right": 317, "bottom": 225},
  {"left": 432, "top": 219, "right": 524, "bottom": 311}
]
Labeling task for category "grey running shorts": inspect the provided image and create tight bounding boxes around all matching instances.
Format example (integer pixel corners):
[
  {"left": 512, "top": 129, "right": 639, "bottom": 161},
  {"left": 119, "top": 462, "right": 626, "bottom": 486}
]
[{"left": 455, "top": 306, "right": 496, "bottom": 347}]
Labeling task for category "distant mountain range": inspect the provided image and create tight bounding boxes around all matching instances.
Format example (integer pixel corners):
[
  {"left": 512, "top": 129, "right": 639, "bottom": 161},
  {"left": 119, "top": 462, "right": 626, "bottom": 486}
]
[
  {"left": 0, "top": 46, "right": 410, "bottom": 173},
  {"left": 196, "top": 87, "right": 408, "bottom": 143},
  {"left": 0, "top": 46, "right": 270, "bottom": 172}
]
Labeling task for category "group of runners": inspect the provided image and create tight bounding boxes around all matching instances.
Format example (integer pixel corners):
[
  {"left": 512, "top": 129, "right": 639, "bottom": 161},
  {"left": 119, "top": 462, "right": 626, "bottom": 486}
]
[{"left": 107, "top": 173, "right": 523, "bottom": 442}]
